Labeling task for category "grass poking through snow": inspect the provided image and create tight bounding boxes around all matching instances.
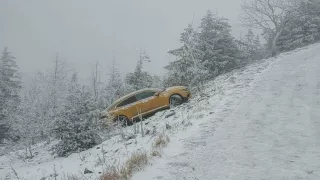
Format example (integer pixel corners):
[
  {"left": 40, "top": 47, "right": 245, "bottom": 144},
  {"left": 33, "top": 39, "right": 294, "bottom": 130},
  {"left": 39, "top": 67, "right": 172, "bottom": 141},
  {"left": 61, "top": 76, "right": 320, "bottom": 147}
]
[
  {"left": 153, "top": 134, "right": 170, "bottom": 149},
  {"left": 100, "top": 151, "right": 148, "bottom": 180},
  {"left": 101, "top": 134, "right": 170, "bottom": 180},
  {"left": 100, "top": 167, "right": 121, "bottom": 180}
]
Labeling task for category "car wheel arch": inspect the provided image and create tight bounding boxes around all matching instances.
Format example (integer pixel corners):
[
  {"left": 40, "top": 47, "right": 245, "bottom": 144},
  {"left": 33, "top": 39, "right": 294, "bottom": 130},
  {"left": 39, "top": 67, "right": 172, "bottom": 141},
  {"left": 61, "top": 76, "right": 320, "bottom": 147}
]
[
  {"left": 113, "top": 115, "right": 133, "bottom": 126},
  {"left": 168, "top": 93, "right": 184, "bottom": 106}
]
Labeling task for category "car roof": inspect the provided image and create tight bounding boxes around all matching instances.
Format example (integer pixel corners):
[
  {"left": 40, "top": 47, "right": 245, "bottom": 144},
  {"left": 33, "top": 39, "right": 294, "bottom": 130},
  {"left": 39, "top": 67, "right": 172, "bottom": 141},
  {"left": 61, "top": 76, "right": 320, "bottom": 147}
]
[{"left": 106, "top": 88, "right": 162, "bottom": 110}]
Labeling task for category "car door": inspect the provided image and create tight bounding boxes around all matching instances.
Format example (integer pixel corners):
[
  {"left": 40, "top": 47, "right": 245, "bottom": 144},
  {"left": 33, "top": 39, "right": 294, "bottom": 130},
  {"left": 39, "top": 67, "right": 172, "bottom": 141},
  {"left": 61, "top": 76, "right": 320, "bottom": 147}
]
[
  {"left": 135, "top": 90, "right": 157, "bottom": 115},
  {"left": 151, "top": 91, "right": 168, "bottom": 109},
  {"left": 138, "top": 90, "right": 168, "bottom": 112},
  {"left": 115, "top": 95, "right": 139, "bottom": 119}
]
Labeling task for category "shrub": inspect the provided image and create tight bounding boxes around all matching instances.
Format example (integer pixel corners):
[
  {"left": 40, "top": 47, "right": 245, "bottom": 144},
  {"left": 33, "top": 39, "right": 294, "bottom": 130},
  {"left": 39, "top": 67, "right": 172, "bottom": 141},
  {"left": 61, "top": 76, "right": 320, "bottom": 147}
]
[
  {"left": 53, "top": 118, "right": 101, "bottom": 157},
  {"left": 53, "top": 99, "right": 102, "bottom": 157}
]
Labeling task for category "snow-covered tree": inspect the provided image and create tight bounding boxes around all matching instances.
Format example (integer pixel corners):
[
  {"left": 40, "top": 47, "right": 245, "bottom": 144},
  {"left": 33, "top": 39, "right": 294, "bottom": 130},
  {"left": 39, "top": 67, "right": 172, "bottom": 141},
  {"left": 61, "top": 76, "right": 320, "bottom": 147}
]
[
  {"left": 91, "top": 61, "right": 103, "bottom": 105},
  {"left": 0, "top": 47, "right": 21, "bottom": 143},
  {"left": 245, "top": 29, "right": 255, "bottom": 45},
  {"left": 240, "top": 29, "right": 264, "bottom": 63},
  {"left": 28, "top": 72, "right": 53, "bottom": 137},
  {"left": 125, "top": 50, "right": 152, "bottom": 90},
  {"left": 165, "top": 11, "right": 239, "bottom": 90},
  {"left": 38, "top": 53, "right": 70, "bottom": 137},
  {"left": 198, "top": 11, "right": 239, "bottom": 75},
  {"left": 13, "top": 53, "right": 71, "bottom": 141},
  {"left": 49, "top": 53, "right": 69, "bottom": 110},
  {"left": 13, "top": 80, "right": 46, "bottom": 157},
  {"left": 165, "top": 24, "right": 205, "bottom": 87},
  {"left": 276, "top": 0, "right": 320, "bottom": 52},
  {"left": 53, "top": 73, "right": 101, "bottom": 157},
  {"left": 240, "top": 0, "right": 294, "bottom": 57},
  {"left": 102, "top": 58, "right": 123, "bottom": 107},
  {"left": 151, "top": 75, "right": 163, "bottom": 88},
  {"left": 17, "top": 85, "right": 43, "bottom": 144}
]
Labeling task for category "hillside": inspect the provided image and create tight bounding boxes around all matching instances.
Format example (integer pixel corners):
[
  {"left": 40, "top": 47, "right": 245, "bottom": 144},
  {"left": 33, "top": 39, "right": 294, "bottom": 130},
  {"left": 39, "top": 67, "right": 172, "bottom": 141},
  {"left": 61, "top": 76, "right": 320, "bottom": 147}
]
[
  {"left": 1, "top": 43, "right": 320, "bottom": 180},
  {"left": 133, "top": 43, "right": 320, "bottom": 180}
]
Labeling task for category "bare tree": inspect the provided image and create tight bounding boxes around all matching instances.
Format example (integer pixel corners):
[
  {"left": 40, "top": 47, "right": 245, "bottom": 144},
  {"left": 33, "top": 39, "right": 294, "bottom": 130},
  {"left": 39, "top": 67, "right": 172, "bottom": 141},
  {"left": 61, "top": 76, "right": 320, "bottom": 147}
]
[
  {"left": 91, "top": 61, "right": 101, "bottom": 104},
  {"left": 37, "top": 53, "right": 69, "bottom": 138},
  {"left": 240, "top": 0, "right": 294, "bottom": 56},
  {"left": 109, "top": 57, "right": 118, "bottom": 86},
  {"left": 105, "top": 57, "right": 123, "bottom": 105},
  {"left": 50, "top": 52, "right": 69, "bottom": 109}
]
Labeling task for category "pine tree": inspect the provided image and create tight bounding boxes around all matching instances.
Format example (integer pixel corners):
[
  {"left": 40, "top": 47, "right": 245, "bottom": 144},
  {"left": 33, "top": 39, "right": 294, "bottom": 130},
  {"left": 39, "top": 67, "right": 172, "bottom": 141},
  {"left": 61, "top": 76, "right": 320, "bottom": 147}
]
[
  {"left": 241, "top": 29, "right": 263, "bottom": 62},
  {"left": 53, "top": 74, "right": 101, "bottom": 157},
  {"left": 253, "top": 35, "right": 264, "bottom": 59},
  {"left": 151, "top": 75, "right": 163, "bottom": 88},
  {"left": 277, "top": 0, "right": 320, "bottom": 52},
  {"left": 253, "top": 35, "right": 262, "bottom": 50},
  {"left": 49, "top": 53, "right": 68, "bottom": 110},
  {"left": 165, "top": 11, "right": 240, "bottom": 89},
  {"left": 165, "top": 24, "right": 208, "bottom": 87},
  {"left": 103, "top": 58, "right": 123, "bottom": 107},
  {"left": 245, "top": 29, "right": 255, "bottom": 46},
  {"left": 38, "top": 53, "right": 69, "bottom": 137},
  {"left": 199, "top": 11, "right": 239, "bottom": 76},
  {"left": 0, "top": 47, "right": 21, "bottom": 143},
  {"left": 16, "top": 84, "right": 42, "bottom": 145},
  {"left": 14, "top": 54, "right": 71, "bottom": 141},
  {"left": 26, "top": 72, "right": 53, "bottom": 138},
  {"left": 125, "top": 50, "right": 152, "bottom": 90}
]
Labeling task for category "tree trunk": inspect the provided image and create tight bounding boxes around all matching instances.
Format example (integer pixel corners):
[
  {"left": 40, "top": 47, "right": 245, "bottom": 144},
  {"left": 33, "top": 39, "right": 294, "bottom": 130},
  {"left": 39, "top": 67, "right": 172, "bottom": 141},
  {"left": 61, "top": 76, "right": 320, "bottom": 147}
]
[
  {"left": 28, "top": 143, "right": 33, "bottom": 158},
  {"left": 271, "top": 33, "right": 278, "bottom": 57},
  {"left": 271, "top": 27, "right": 285, "bottom": 57}
]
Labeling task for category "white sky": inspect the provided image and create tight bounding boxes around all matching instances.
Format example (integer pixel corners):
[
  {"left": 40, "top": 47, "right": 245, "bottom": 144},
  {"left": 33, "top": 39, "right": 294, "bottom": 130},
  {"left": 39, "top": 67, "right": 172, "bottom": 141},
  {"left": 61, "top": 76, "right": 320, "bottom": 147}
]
[{"left": 0, "top": 0, "right": 245, "bottom": 84}]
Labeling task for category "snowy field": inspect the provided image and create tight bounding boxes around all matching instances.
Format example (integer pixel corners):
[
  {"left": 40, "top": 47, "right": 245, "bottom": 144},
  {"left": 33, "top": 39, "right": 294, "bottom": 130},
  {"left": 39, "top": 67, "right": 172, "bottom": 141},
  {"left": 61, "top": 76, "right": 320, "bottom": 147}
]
[{"left": 1, "top": 43, "right": 320, "bottom": 180}]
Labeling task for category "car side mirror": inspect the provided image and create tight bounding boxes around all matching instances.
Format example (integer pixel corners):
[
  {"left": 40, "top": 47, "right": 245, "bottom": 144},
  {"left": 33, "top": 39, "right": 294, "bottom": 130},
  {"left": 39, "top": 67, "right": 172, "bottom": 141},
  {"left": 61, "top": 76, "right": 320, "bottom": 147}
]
[{"left": 154, "top": 92, "right": 160, "bottom": 96}]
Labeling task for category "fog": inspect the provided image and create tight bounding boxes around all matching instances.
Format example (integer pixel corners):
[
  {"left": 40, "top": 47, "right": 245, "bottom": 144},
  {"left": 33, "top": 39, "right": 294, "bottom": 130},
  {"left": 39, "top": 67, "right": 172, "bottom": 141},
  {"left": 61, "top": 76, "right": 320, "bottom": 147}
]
[{"left": 0, "top": 0, "right": 243, "bottom": 84}]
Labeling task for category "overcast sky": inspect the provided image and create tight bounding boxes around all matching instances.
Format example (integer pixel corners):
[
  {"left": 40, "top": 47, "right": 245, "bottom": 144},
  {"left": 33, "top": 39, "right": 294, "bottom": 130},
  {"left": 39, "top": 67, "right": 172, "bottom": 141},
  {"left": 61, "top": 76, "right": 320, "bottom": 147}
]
[{"left": 0, "top": 0, "right": 244, "bottom": 84}]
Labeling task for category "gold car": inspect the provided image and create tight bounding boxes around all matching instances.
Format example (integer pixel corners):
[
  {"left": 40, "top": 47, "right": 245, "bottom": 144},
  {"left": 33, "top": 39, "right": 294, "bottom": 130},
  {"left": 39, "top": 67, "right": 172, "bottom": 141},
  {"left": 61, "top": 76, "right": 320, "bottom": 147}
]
[{"left": 100, "top": 86, "right": 191, "bottom": 126}]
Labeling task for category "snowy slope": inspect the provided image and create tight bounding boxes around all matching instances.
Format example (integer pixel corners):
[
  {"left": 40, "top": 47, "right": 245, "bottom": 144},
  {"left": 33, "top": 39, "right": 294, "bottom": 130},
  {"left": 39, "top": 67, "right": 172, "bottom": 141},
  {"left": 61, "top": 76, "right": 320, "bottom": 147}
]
[
  {"left": 1, "top": 43, "right": 320, "bottom": 180},
  {"left": 133, "top": 43, "right": 320, "bottom": 180}
]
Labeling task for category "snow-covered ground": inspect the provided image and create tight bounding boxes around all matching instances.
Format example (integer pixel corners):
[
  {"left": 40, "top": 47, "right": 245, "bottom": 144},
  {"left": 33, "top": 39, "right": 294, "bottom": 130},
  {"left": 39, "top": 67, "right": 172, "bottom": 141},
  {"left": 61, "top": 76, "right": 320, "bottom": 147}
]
[
  {"left": 1, "top": 43, "right": 320, "bottom": 180},
  {"left": 133, "top": 43, "right": 320, "bottom": 180}
]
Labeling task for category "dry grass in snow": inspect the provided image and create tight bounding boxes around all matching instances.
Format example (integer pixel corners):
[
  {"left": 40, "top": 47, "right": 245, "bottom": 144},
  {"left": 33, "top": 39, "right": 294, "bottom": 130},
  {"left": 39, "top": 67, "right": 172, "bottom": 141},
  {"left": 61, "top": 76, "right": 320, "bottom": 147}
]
[{"left": 100, "top": 151, "right": 148, "bottom": 180}]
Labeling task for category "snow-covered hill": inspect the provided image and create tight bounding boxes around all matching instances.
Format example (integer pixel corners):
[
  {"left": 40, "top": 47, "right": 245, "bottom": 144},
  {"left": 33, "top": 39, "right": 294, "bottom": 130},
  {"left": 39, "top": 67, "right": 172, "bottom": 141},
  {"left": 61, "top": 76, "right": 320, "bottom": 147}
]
[
  {"left": 1, "top": 43, "right": 320, "bottom": 180},
  {"left": 133, "top": 43, "right": 320, "bottom": 180}
]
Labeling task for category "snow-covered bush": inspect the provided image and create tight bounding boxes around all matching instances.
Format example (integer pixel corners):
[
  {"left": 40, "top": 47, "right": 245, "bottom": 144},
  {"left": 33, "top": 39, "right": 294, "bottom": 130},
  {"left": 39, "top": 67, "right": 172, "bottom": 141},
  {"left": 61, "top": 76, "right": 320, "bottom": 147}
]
[
  {"left": 53, "top": 118, "right": 102, "bottom": 157},
  {"left": 52, "top": 74, "right": 102, "bottom": 157}
]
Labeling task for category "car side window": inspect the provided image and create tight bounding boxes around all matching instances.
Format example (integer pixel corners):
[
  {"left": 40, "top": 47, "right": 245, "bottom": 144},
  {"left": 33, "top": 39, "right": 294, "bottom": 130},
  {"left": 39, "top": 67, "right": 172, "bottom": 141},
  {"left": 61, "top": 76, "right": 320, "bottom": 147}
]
[
  {"left": 136, "top": 91, "right": 156, "bottom": 101},
  {"left": 117, "top": 96, "right": 138, "bottom": 107}
]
